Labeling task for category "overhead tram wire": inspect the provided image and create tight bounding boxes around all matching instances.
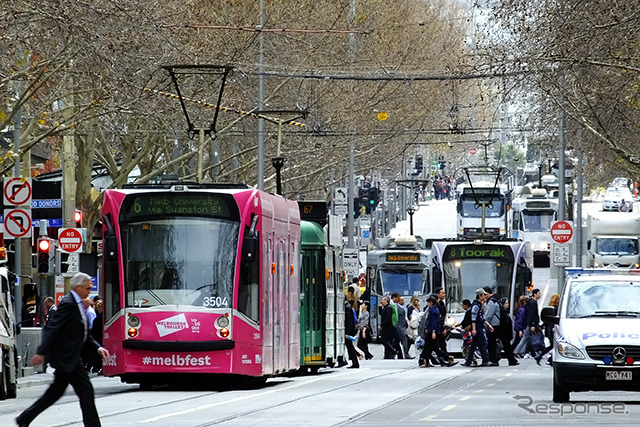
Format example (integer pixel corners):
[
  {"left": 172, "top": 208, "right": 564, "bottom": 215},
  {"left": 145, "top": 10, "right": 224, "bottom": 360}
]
[
  {"left": 141, "top": 87, "right": 306, "bottom": 129},
  {"left": 243, "top": 68, "right": 537, "bottom": 82}
]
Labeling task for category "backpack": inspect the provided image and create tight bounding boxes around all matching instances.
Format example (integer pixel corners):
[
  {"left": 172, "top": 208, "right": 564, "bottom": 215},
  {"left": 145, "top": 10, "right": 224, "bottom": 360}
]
[
  {"left": 417, "top": 309, "right": 430, "bottom": 339},
  {"left": 409, "top": 310, "right": 423, "bottom": 330},
  {"left": 499, "top": 304, "right": 510, "bottom": 327},
  {"left": 460, "top": 309, "right": 472, "bottom": 331}
]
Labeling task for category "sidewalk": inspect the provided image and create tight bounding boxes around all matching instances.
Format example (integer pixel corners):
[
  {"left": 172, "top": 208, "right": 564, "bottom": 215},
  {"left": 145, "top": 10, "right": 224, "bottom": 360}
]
[{"left": 17, "top": 366, "right": 54, "bottom": 389}]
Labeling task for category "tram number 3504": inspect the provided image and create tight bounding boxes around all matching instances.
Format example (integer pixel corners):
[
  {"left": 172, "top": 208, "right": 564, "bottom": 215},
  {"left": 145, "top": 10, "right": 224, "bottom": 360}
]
[{"left": 203, "top": 296, "right": 228, "bottom": 308}]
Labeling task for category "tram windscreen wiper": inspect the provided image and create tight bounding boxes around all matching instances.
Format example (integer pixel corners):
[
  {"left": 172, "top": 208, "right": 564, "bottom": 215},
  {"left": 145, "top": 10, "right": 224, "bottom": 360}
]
[{"left": 195, "top": 283, "right": 216, "bottom": 291}]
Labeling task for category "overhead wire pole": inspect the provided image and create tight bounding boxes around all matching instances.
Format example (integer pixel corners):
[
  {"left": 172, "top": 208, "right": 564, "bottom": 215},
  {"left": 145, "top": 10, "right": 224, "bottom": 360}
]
[
  {"left": 13, "top": 87, "right": 23, "bottom": 374},
  {"left": 257, "top": 0, "right": 265, "bottom": 190},
  {"left": 347, "top": 0, "right": 357, "bottom": 249}
]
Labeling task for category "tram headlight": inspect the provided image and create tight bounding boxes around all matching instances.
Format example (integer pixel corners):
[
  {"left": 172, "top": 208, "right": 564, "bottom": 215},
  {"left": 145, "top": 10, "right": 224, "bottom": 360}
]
[
  {"left": 127, "top": 315, "right": 140, "bottom": 327},
  {"left": 216, "top": 315, "right": 229, "bottom": 328},
  {"left": 128, "top": 327, "right": 139, "bottom": 338},
  {"left": 220, "top": 328, "right": 230, "bottom": 338}
]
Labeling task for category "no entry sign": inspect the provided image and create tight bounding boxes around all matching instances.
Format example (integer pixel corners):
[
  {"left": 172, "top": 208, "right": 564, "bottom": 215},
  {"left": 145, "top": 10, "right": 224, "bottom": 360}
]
[
  {"left": 551, "top": 220, "right": 573, "bottom": 244},
  {"left": 58, "top": 228, "right": 83, "bottom": 253}
]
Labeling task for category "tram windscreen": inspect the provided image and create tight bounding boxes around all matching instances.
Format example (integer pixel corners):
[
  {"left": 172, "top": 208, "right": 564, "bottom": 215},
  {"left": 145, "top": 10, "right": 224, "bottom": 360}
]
[
  {"left": 379, "top": 270, "right": 425, "bottom": 296},
  {"left": 122, "top": 218, "right": 240, "bottom": 309},
  {"left": 459, "top": 195, "right": 505, "bottom": 218},
  {"left": 520, "top": 210, "right": 555, "bottom": 232},
  {"left": 443, "top": 259, "right": 512, "bottom": 314}
]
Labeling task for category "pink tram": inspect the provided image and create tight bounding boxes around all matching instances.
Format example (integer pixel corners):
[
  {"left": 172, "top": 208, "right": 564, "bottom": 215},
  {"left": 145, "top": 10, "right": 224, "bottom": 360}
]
[{"left": 100, "top": 183, "right": 301, "bottom": 387}]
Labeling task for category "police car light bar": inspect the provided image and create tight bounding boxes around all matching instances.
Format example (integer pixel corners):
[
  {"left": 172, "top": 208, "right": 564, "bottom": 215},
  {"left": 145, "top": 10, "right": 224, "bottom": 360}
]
[{"left": 566, "top": 268, "right": 640, "bottom": 277}]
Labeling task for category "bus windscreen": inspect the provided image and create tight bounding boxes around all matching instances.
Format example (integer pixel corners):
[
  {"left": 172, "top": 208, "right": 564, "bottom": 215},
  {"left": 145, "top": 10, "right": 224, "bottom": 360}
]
[{"left": 379, "top": 270, "right": 425, "bottom": 296}]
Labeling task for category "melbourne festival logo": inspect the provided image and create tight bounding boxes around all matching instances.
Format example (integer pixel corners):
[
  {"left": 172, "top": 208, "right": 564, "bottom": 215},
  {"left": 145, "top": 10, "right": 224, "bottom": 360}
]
[{"left": 156, "top": 313, "right": 189, "bottom": 337}]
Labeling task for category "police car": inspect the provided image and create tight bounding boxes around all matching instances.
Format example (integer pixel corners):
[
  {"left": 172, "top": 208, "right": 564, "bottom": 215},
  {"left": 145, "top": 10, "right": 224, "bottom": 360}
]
[{"left": 542, "top": 268, "right": 640, "bottom": 402}]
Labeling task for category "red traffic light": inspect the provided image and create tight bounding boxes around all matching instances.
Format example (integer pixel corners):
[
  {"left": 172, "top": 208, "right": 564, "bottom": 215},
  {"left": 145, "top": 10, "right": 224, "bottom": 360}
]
[
  {"left": 38, "top": 238, "right": 51, "bottom": 252},
  {"left": 74, "top": 210, "right": 82, "bottom": 224}
]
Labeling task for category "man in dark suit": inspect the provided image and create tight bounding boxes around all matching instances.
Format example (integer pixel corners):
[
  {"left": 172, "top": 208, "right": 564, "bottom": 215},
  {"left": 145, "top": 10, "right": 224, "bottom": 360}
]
[
  {"left": 378, "top": 296, "right": 396, "bottom": 359},
  {"left": 16, "top": 272, "right": 109, "bottom": 427}
]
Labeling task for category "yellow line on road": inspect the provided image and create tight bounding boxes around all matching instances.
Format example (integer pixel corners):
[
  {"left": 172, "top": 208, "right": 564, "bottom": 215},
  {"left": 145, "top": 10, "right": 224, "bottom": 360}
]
[
  {"left": 460, "top": 395, "right": 472, "bottom": 401},
  {"left": 419, "top": 415, "right": 438, "bottom": 421},
  {"left": 442, "top": 404, "right": 457, "bottom": 412}
]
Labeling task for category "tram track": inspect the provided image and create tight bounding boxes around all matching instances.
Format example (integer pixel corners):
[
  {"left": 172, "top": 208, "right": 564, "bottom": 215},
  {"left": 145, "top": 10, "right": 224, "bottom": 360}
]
[{"left": 74, "top": 363, "right": 451, "bottom": 426}]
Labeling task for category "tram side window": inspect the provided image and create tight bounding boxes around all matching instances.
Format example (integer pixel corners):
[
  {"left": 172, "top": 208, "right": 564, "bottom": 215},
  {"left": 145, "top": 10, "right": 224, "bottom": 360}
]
[{"left": 239, "top": 226, "right": 260, "bottom": 322}]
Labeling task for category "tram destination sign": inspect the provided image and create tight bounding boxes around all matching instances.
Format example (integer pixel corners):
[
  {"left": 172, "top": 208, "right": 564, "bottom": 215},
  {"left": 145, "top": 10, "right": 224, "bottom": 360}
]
[
  {"left": 443, "top": 244, "right": 514, "bottom": 262},
  {"left": 385, "top": 252, "right": 420, "bottom": 263},
  {"left": 123, "top": 193, "right": 234, "bottom": 220}
]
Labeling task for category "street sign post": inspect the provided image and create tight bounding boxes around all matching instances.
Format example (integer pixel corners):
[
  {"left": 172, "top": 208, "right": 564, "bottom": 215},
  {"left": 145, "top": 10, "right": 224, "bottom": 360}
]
[{"left": 58, "top": 228, "right": 83, "bottom": 253}]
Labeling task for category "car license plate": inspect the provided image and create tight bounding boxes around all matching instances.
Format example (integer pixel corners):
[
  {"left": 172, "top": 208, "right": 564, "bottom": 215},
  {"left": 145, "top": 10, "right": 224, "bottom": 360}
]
[{"left": 605, "top": 371, "right": 632, "bottom": 381}]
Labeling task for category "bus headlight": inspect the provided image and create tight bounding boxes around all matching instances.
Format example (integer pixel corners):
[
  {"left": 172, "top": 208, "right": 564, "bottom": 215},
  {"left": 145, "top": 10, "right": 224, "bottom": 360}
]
[
  {"left": 128, "top": 327, "right": 139, "bottom": 338},
  {"left": 220, "top": 328, "right": 229, "bottom": 338}
]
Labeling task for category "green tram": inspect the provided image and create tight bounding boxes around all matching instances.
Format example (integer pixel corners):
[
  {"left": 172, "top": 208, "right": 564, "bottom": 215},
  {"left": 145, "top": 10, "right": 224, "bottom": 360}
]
[{"left": 298, "top": 202, "right": 346, "bottom": 373}]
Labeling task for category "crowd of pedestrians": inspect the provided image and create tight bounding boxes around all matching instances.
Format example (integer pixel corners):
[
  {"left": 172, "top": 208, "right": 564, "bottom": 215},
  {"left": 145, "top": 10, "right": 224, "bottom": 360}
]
[{"left": 345, "top": 280, "right": 557, "bottom": 370}]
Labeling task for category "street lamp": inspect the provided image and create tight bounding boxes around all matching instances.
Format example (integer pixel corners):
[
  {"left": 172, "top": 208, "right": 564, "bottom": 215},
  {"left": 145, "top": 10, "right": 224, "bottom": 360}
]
[{"left": 407, "top": 206, "right": 416, "bottom": 235}]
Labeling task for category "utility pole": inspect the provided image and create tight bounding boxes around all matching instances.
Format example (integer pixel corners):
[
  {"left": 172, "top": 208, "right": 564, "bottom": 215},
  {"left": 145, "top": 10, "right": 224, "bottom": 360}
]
[
  {"left": 557, "top": 110, "right": 566, "bottom": 291},
  {"left": 13, "top": 91, "right": 23, "bottom": 373},
  {"left": 346, "top": 0, "right": 357, "bottom": 249},
  {"left": 257, "top": 0, "right": 265, "bottom": 190}
]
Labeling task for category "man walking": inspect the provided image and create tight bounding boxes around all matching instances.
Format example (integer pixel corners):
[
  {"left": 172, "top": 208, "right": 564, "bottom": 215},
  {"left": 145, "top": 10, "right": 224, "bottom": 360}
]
[
  {"left": 483, "top": 286, "right": 501, "bottom": 365},
  {"left": 463, "top": 288, "right": 493, "bottom": 367},
  {"left": 434, "top": 287, "right": 452, "bottom": 363},
  {"left": 16, "top": 272, "right": 110, "bottom": 427},
  {"left": 392, "top": 293, "right": 410, "bottom": 358},
  {"left": 378, "top": 296, "right": 396, "bottom": 359}
]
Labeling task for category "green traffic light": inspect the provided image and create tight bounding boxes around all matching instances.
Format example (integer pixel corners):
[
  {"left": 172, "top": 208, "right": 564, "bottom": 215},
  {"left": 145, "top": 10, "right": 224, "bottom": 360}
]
[{"left": 369, "top": 199, "right": 374, "bottom": 205}]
